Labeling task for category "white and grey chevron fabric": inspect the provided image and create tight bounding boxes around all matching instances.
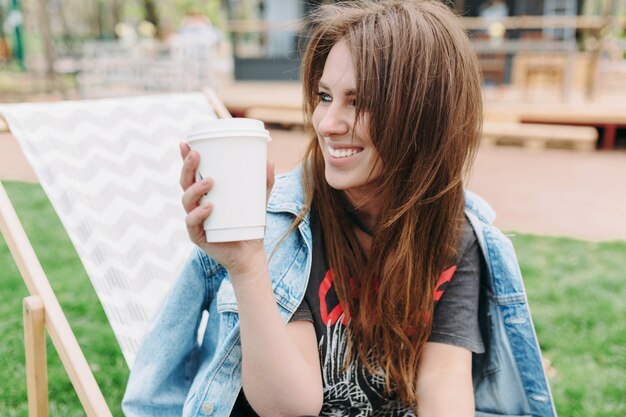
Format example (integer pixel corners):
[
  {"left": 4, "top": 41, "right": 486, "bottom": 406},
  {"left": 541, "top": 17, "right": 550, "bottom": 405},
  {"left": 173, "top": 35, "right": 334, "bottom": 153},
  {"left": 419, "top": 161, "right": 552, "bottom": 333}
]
[{"left": 0, "top": 93, "right": 219, "bottom": 367}]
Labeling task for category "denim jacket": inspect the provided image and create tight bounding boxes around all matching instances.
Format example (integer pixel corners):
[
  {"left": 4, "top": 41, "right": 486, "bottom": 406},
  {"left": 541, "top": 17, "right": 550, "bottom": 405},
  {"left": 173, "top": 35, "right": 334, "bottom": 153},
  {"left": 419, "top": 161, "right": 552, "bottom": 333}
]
[{"left": 123, "top": 166, "right": 557, "bottom": 417}]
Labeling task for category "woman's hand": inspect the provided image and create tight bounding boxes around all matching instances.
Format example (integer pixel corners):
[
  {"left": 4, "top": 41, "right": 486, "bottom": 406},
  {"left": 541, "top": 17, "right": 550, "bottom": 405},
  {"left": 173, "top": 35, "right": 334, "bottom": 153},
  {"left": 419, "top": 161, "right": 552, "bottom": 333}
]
[
  {"left": 180, "top": 144, "right": 323, "bottom": 417},
  {"left": 178, "top": 142, "right": 275, "bottom": 277}
]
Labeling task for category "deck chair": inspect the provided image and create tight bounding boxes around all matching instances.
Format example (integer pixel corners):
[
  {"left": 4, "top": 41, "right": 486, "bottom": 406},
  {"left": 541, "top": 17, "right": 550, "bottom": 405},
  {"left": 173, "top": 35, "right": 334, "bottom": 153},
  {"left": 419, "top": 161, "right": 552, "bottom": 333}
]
[{"left": 0, "top": 90, "right": 231, "bottom": 416}]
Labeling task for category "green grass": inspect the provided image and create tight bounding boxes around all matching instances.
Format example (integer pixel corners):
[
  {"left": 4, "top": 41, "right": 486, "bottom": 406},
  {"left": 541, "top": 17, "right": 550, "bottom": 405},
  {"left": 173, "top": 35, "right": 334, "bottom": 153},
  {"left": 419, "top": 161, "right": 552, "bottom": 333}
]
[
  {"left": 0, "top": 181, "right": 128, "bottom": 416},
  {"left": 1, "top": 181, "right": 625, "bottom": 416},
  {"left": 512, "top": 234, "right": 626, "bottom": 417}
]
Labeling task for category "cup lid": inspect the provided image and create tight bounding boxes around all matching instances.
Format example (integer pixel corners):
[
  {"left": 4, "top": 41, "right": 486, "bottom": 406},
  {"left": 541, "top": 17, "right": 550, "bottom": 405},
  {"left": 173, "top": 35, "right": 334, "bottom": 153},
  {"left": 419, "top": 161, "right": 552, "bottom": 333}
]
[{"left": 187, "top": 118, "right": 270, "bottom": 142}]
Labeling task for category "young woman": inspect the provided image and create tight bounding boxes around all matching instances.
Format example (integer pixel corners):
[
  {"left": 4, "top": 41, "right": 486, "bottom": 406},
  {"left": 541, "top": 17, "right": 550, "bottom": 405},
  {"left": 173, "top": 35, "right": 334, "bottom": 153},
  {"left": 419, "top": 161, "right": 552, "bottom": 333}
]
[{"left": 123, "top": 1, "right": 556, "bottom": 416}]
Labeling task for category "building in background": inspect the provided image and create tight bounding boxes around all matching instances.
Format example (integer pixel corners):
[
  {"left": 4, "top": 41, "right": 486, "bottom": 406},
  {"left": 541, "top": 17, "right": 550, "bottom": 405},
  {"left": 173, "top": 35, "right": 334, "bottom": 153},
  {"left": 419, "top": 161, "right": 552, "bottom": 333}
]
[
  {"left": 226, "top": 0, "right": 304, "bottom": 80},
  {"left": 226, "top": 0, "right": 619, "bottom": 81}
]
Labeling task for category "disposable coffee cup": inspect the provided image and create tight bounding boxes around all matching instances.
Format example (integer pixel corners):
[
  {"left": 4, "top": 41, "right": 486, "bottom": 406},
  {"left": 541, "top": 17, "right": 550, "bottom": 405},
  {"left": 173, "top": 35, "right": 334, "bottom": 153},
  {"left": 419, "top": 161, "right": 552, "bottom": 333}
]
[{"left": 187, "top": 118, "right": 270, "bottom": 243}]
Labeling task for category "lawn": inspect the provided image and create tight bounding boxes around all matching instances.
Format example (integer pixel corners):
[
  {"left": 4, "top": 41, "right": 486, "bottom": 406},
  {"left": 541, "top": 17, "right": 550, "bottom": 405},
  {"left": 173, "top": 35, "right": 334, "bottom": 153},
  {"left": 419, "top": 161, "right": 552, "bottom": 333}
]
[{"left": 1, "top": 181, "right": 624, "bottom": 416}]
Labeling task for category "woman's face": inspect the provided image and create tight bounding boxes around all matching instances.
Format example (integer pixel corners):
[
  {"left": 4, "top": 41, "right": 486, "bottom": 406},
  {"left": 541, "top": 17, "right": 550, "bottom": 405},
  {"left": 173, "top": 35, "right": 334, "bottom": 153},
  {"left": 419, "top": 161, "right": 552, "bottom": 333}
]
[{"left": 311, "top": 40, "right": 382, "bottom": 200}]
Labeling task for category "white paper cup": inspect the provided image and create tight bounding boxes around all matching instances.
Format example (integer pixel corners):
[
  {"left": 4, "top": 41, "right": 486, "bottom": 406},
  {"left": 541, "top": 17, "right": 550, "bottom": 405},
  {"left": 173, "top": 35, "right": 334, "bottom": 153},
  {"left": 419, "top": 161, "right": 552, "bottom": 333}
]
[{"left": 187, "top": 118, "right": 270, "bottom": 243}]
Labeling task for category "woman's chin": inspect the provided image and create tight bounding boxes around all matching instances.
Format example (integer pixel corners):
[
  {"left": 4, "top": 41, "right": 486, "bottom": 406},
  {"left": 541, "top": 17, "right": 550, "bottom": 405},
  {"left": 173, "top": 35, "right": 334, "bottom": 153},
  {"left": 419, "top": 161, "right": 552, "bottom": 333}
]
[
  {"left": 324, "top": 166, "right": 380, "bottom": 194},
  {"left": 324, "top": 171, "right": 367, "bottom": 193},
  {"left": 324, "top": 172, "right": 352, "bottom": 191}
]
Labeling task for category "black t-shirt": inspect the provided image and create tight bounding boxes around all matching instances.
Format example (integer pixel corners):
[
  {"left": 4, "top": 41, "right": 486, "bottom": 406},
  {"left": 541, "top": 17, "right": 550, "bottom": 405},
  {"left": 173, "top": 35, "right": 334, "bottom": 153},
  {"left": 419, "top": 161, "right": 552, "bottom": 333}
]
[{"left": 230, "top": 210, "right": 484, "bottom": 417}]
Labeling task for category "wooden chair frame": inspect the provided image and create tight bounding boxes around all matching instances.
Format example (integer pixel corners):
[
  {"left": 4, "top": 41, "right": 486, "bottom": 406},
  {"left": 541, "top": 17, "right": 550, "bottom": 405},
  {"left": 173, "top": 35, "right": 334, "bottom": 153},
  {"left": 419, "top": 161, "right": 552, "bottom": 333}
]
[{"left": 0, "top": 89, "right": 230, "bottom": 417}]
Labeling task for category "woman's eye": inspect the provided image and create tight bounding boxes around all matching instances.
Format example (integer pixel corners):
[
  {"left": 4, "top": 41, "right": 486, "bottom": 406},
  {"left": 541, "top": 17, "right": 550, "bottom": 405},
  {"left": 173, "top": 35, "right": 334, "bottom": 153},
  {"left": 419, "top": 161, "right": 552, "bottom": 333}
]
[{"left": 317, "top": 92, "right": 332, "bottom": 103}]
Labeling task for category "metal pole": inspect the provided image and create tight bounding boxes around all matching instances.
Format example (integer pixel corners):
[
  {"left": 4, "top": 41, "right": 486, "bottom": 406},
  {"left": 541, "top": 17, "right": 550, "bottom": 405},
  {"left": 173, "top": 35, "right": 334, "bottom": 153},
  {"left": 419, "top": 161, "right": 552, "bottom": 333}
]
[{"left": 11, "top": 0, "right": 25, "bottom": 70}]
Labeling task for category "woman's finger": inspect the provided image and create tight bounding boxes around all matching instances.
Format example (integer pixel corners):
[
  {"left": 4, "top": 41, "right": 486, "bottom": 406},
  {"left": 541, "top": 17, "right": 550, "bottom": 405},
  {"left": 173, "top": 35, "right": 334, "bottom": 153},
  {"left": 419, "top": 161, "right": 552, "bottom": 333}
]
[
  {"left": 180, "top": 147, "right": 199, "bottom": 190},
  {"left": 185, "top": 201, "right": 213, "bottom": 231},
  {"left": 181, "top": 177, "right": 213, "bottom": 213},
  {"left": 179, "top": 142, "right": 190, "bottom": 159}
]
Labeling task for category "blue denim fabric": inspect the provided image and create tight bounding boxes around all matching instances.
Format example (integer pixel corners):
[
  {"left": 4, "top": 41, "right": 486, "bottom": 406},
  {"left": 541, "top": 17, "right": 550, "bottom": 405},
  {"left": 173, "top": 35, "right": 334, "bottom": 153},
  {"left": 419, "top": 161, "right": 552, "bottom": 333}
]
[
  {"left": 123, "top": 166, "right": 557, "bottom": 417},
  {"left": 465, "top": 191, "right": 557, "bottom": 417}
]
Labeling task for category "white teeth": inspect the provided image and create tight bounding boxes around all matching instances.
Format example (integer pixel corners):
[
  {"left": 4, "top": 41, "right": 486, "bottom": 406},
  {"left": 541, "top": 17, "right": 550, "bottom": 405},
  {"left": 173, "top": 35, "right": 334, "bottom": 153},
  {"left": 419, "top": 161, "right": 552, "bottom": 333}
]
[{"left": 328, "top": 147, "right": 360, "bottom": 158}]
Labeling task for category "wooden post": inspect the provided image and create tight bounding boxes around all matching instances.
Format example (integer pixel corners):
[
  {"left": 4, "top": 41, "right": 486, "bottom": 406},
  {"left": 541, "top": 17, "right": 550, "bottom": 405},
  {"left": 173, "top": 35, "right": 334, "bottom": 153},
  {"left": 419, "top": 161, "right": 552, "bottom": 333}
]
[
  {"left": 585, "top": 0, "right": 614, "bottom": 101},
  {"left": 0, "top": 183, "right": 112, "bottom": 417},
  {"left": 203, "top": 88, "right": 232, "bottom": 119},
  {"left": 23, "top": 296, "right": 48, "bottom": 417}
]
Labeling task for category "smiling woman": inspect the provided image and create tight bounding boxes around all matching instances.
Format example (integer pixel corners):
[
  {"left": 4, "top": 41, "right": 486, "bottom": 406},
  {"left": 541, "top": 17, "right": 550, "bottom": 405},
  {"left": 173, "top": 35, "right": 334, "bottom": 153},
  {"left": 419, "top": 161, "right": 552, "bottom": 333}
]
[
  {"left": 298, "top": 1, "right": 484, "bottom": 412},
  {"left": 123, "top": 2, "right": 557, "bottom": 417}
]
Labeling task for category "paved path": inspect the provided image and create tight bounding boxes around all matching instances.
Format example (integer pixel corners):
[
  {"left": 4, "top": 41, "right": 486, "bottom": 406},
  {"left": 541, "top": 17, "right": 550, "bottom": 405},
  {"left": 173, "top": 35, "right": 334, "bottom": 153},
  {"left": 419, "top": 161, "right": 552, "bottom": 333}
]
[
  {"left": 2, "top": 128, "right": 625, "bottom": 242},
  {"left": 267, "top": 128, "right": 626, "bottom": 242}
]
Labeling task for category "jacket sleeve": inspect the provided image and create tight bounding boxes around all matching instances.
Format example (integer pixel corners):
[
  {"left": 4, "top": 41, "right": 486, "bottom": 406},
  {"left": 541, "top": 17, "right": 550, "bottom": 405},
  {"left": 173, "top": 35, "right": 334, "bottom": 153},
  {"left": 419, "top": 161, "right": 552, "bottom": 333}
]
[{"left": 122, "top": 246, "right": 215, "bottom": 416}]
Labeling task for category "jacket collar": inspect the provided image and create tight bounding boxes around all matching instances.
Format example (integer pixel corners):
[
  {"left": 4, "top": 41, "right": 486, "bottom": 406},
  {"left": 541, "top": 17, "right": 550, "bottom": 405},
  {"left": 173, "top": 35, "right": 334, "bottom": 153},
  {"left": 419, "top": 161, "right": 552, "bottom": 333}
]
[
  {"left": 464, "top": 190, "right": 496, "bottom": 225},
  {"left": 267, "top": 165, "right": 307, "bottom": 219}
]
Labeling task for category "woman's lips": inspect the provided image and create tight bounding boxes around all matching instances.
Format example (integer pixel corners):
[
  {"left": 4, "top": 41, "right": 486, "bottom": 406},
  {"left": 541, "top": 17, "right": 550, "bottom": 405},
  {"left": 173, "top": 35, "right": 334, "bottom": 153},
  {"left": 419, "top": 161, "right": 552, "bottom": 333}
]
[
  {"left": 325, "top": 144, "right": 365, "bottom": 168},
  {"left": 327, "top": 146, "right": 364, "bottom": 159}
]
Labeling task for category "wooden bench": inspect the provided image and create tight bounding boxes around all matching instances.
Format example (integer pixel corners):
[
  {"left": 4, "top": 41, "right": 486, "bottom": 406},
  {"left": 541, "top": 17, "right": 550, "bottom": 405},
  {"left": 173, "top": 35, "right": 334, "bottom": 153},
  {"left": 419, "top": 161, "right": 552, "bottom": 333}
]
[
  {"left": 518, "top": 103, "right": 626, "bottom": 150},
  {"left": 242, "top": 107, "right": 599, "bottom": 152},
  {"left": 246, "top": 106, "right": 304, "bottom": 129},
  {"left": 482, "top": 122, "right": 598, "bottom": 151}
]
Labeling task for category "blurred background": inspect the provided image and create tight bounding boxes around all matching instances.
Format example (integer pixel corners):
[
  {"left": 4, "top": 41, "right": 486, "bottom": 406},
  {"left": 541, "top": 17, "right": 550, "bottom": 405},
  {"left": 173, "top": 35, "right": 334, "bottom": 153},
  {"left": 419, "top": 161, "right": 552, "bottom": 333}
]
[
  {"left": 0, "top": 1, "right": 625, "bottom": 416},
  {"left": 1, "top": 0, "right": 626, "bottom": 238},
  {"left": 0, "top": 0, "right": 624, "bottom": 102}
]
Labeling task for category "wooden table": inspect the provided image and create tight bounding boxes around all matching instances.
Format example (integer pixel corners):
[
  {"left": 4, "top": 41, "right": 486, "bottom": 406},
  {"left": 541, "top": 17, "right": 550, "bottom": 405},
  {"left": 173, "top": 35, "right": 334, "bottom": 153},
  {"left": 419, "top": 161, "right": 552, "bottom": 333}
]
[{"left": 519, "top": 106, "right": 626, "bottom": 150}]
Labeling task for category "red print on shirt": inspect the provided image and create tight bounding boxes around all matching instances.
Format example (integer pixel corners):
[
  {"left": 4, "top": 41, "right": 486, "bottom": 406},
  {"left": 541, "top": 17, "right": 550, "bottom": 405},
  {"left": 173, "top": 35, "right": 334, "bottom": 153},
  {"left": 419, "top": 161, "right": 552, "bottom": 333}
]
[
  {"left": 318, "top": 266, "right": 458, "bottom": 327},
  {"left": 434, "top": 265, "right": 457, "bottom": 301},
  {"left": 319, "top": 270, "right": 350, "bottom": 326}
]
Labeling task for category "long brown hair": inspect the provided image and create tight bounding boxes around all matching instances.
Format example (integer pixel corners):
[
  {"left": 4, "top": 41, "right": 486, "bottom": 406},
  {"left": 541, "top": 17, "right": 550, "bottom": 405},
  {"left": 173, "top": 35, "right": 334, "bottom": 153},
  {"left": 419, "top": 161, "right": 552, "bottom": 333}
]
[{"left": 299, "top": 0, "right": 482, "bottom": 408}]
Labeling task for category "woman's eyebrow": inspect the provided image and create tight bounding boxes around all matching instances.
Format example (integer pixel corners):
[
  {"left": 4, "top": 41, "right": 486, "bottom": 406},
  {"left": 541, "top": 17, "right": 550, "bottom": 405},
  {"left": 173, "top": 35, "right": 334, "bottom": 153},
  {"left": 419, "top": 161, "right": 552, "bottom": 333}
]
[{"left": 318, "top": 81, "right": 357, "bottom": 96}]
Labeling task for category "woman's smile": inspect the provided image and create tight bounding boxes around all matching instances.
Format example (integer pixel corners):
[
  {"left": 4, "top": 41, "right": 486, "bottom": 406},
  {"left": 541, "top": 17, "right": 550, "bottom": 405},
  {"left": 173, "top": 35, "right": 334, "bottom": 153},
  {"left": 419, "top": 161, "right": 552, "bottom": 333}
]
[
  {"left": 327, "top": 146, "right": 363, "bottom": 159},
  {"left": 325, "top": 140, "right": 365, "bottom": 165}
]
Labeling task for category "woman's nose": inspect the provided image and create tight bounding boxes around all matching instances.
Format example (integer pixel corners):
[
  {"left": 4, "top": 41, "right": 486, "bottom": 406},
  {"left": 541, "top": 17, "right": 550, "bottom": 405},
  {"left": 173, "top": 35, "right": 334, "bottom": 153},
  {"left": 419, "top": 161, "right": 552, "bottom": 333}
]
[{"left": 317, "top": 104, "right": 350, "bottom": 137}]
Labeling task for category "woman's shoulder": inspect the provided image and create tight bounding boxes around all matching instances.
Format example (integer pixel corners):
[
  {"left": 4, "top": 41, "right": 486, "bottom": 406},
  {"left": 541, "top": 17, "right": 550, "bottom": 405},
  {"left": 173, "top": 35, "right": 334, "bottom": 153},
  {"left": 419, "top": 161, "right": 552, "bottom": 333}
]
[{"left": 458, "top": 217, "right": 479, "bottom": 260}]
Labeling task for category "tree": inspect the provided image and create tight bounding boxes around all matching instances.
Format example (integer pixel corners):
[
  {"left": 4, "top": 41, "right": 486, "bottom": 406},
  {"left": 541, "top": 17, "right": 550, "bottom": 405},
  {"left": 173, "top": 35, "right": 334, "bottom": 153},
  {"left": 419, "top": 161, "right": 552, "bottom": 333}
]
[
  {"left": 143, "top": 0, "right": 160, "bottom": 35},
  {"left": 111, "top": 0, "right": 124, "bottom": 37},
  {"left": 36, "top": 0, "right": 66, "bottom": 94}
]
